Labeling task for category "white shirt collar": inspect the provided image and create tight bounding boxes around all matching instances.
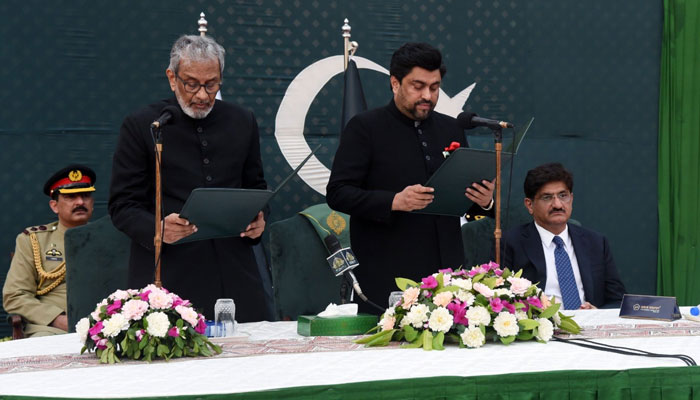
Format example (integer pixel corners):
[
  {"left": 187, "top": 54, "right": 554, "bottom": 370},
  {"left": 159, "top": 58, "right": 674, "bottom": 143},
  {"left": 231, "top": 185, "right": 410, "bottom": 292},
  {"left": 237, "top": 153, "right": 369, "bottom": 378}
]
[{"left": 534, "top": 222, "right": 571, "bottom": 249}]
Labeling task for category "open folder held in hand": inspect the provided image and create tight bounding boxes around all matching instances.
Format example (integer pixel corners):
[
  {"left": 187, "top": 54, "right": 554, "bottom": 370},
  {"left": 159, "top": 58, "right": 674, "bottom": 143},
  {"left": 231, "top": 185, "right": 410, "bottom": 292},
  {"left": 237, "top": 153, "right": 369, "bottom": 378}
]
[
  {"left": 175, "top": 146, "right": 320, "bottom": 244},
  {"left": 414, "top": 118, "right": 532, "bottom": 217}
]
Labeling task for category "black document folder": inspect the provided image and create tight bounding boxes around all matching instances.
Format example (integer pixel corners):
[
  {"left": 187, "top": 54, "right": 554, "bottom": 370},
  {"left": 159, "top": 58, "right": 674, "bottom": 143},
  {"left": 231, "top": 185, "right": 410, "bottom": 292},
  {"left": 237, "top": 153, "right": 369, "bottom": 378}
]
[
  {"left": 175, "top": 146, "right": 319, "bottom": 244},
  {"left": 415, "top": 118, "right": 533, "bottom": 217}
]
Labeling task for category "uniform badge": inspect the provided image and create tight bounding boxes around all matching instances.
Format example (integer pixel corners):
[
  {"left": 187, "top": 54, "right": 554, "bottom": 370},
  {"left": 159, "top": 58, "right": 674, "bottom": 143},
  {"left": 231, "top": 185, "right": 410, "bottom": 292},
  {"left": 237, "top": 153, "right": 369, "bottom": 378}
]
[
  {"left": 326, "top": 211, "right": 347, "bottom": 235},
  {"left": 68, "top": 169, "right": 83, "bottom": 182},
  {"left": 45, "top": 247, "right": 63, "bottom": 262}
]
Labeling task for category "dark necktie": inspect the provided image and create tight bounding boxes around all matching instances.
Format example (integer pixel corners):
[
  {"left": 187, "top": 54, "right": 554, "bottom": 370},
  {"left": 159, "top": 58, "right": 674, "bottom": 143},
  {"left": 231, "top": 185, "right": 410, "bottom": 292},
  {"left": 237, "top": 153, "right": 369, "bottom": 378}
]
[{"left": 553, "top": 236, "right": 581, "bottom": 310}]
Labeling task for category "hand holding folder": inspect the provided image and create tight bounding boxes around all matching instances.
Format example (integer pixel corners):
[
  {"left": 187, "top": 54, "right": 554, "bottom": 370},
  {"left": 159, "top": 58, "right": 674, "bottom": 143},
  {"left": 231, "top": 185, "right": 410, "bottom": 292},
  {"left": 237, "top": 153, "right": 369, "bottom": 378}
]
[{"left": 174, "top": 146, "right": 320, "bottom": 244}]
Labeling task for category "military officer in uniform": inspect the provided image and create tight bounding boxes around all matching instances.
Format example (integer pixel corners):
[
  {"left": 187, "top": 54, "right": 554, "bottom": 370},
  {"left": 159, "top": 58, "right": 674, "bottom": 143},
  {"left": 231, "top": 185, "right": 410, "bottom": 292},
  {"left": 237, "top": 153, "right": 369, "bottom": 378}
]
[{"left": 2, "top": 165, "right": 96, "bottom": 337}]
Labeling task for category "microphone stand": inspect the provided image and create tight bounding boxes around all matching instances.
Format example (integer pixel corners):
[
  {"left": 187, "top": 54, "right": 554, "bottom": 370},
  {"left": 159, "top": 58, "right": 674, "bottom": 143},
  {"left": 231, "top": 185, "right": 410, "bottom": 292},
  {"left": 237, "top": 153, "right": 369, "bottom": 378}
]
[
  {"left": 492, "top": 127, "right": 503, "bottom": 265},
  {"left": 153, "top": 127, "right": 164, "bottom": 288}
]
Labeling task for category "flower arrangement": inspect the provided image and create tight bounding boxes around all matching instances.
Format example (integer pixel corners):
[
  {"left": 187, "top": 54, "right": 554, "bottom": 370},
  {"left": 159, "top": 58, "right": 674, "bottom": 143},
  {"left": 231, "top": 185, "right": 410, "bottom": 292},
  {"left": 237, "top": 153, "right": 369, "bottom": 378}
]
[
  {"left": 357, "top": 262, "right": 580, "bottom": 350},
  {"left": 76, "top": 285, "right": 221, "bottom": 363}
]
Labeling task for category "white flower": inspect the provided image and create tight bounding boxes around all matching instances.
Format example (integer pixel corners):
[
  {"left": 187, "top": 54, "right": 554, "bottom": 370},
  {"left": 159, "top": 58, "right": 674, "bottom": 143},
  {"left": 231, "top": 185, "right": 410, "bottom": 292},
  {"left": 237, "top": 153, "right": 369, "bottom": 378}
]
[
  {"left": 427, "top": 307, "right": 453, "bottom": 333},
  {"left": 552, "top": 312, "right": 562, "bottom": 326},
  {"left": 432, "top": 291, "right": 453, "bottom": 307},
  {"left": 384, "top": 307, "right": 396, "bottom": 317},
  {"left": 460, "top": 326, "right": 485, "bottom": 348},
  {"left": 109, "top": 289, "right": 131, "bottom": 301},
  {"left": 456, "top": 290, "right": 475, "bottom": 306},
  {"left": 175, "top": 305, "right": 199, "bottom": 327},
  {"left": 442, "top": 274, "right": 452, "bottom": 287},
  {"left": 515, "top": 311, "right": 528, "bottom": 321},
  {"left": 493, "top": 312, "right": 519, "bottom": 337},
  {"left": 405, "top": 304, "right": 430, "bottom": 328},
  {"left": 452, "top": 278, "right": 472, "bottom": 291},
  {"left": 102, "top": 313, "right": 130, "bottom": 337},
  {"left": 493, "top": 288, "right": 513, "bottom": 298},
  {"left": 507, "top": 277, "right": 532, "bottom": 295},
  {"left": 145, "top": 311, "right": 170, "bottom": 337},
  {"left": 465, "top": 306, "right": 491, "bottom": 326},
  {"left": 536, "top": 318, "right": 554, "bottom": 342},
  {"left": 76, "top": 318, "right": 90, "bottom": 343},
  {"left": 91, "top": 299, "right": 108, "bottom": 321}
]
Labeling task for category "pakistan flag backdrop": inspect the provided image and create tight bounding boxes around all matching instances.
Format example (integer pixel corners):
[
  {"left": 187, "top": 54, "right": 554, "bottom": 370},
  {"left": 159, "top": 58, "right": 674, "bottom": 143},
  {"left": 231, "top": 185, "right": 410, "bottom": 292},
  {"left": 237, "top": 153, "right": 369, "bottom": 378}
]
[{"left": 0, "top": 1, "right": 662, "bottom": 334}]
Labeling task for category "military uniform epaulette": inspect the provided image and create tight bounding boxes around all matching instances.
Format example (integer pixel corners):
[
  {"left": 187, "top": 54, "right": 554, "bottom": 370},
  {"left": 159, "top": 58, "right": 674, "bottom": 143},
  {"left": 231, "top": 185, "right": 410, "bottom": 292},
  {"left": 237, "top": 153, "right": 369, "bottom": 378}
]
[{"left": 22, "top": 222, "right": 59, "bottom": 235}]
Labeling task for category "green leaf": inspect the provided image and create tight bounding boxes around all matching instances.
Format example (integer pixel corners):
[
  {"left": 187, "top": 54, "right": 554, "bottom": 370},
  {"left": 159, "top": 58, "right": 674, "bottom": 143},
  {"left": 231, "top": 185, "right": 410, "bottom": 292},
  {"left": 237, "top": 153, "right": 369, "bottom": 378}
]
[
  {"left": 395, "top": 277, "right": 418, "bottom": 291},
  {"left": 355, "top": 329, "right": 395, "bottom": 346},
  {"left": 175, "top": 337, "right": 184, "bottom": 349},
  {"left": 538, "top": 303, "right": 561, "bottom": 319},
  {"left": 134, "top": 349, "right": 141, "bottom": 360},
  {"left": 558, "top": 315, "right": 581, "bottom": 334},
  {"left": 501, "top": 268, "right": 512, "bottom": 279},
  {"left": 432, "top": 331, "right": 445, "bottom": 350},
  {"left": 422, "top": 330, "right": 433, "bottom": 351},
  {"left": 404, "top": 325, "right": 418, "bottom": 342},
  {"left": 157, "top": 344, "right": 169, "bottom": 357},
  {"left": 481, "top": 276, "right": 499, "bottom": 289},
  {"left": 517, "top": 319, "right": 540, "bottom": 330},
  {"left": 514, "top": 269, "right": 523, "bottom": 278},
  {"left": 138, "top": 337, "right": 148, "bottom": 350},
  {"left": 499, "top": 335, "right": 516, "bottom": 345},
  {"left": 176, "top": 319, "right": 184, "bottom": 329},
  {"left": 402, "top": 330, "right": 426, "bottom": 349},
  {"left": 472, "top": 273, "right": 485, "bottom": 283},
  {"left": 435, "top": 285, "right": 460, "bottom": 294},
  {"left": 516, "top": 330, "right": 534, "bottom": 341},
  {"left": 436, "top": 273, "right": 444, "bottom": 289}
]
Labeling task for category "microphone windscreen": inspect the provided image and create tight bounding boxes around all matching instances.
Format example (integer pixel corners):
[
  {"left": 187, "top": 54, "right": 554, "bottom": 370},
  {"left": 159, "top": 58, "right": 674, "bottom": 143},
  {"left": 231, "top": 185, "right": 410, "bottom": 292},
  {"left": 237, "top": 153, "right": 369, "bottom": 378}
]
[
  {"left": 457, "top": 112, "right": 478, "bottom": 130},
  {"left": 160, "top": 105, "right": 181, "bottom": 122}
]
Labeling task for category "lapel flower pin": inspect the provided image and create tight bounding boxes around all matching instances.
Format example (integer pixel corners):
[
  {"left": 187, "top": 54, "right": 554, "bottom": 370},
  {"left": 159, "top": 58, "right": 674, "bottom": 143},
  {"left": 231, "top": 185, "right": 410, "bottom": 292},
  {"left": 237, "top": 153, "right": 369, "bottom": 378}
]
[{"left": 443, "top": 141, "right": 461, "bottom": 158}]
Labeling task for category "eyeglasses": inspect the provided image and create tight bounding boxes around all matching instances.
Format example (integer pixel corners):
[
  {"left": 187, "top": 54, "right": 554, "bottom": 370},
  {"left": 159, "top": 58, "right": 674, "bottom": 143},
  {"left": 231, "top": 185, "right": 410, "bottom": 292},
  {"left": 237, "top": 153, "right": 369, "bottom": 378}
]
[
  {"left": 175, "top": 74, "right": 222, "bottom": 94},
  {"left": 537, "top": 192, "right": 572, "bottom": 204}
]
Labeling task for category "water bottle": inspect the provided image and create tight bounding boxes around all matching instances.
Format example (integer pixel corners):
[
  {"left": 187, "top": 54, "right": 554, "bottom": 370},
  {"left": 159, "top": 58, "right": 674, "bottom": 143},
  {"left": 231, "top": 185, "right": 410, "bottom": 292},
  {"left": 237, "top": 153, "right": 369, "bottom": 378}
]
[{"left": 214, "top": 298, "right": 236, "bottom": 337}]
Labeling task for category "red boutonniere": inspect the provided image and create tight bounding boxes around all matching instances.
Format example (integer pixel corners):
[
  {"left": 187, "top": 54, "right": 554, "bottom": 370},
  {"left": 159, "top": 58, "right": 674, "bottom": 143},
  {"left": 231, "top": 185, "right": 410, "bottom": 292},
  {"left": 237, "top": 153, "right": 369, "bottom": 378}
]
[{"left": 442, "top": 141, "right": 461, "bottom": 158}]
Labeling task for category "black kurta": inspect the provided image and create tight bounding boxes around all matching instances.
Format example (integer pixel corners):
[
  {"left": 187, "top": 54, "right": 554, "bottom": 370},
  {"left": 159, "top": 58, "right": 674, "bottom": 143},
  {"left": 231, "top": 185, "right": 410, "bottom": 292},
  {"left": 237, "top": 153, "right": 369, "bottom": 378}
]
[
  {"left": 326, "top": 99, "right": 487, "bottom": 313},
  {"left": 108, "top": 97, "right": 269, "bottom": 322}
]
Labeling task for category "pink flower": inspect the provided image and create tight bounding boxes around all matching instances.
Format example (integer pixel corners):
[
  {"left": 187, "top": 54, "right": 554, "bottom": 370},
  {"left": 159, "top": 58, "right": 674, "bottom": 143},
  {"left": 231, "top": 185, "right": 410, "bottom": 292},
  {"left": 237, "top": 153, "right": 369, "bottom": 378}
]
[
  {"left": 175, "top": 305, "right": 199, "bottom": 327},
  {"left": 494, "top": 269, "right": 503, "bottom": 276},
  {"left": 422, "top": 290, "right": 433, "bottom": 298},
  {"left": 135, "top": 329, "right": 145, "bottom": 342},
  {"left": 473, "top": 282, "right": 494, "bottom": 298},
  {"left": 421, "top": 276, "right": 438, "bottom": 289},
  {"left": 195, "top": 317, "right": 207, "bottom": 334},
  {"left": 452, "top": 269, "right": 467, "bottom": 276},
  {"left": 540, "top": 292, "right": 552, "bottom": 309},
  {"left": 109, "top": 290, "right": 130, "bottom": 301},
  {"left": 507, "top": 277, "right": 533, "bottom": 295},
  {"left": 106, "top": 300, "right": 122, "bottom": 316},
  {"left": 438, "top": 268, "right": 454, "bottom": 275},
  {"left": 122, "top": 299, "right": 149, "bottom": 321},
  {"left": 168, "top": 327, "right": 180, "bottom": 337},
  {"left": 148, "top": 289, "right": 173, "bottom": 309},
  {"left": 139, "top": 290, "right": 151, "bottom": 302},
  {"left": 485, "top": 261, "right": 500, "bottom": 270},
  {"left": 517, "top": 300, "right": 530, "bottom": 312},
  {"left": 490, "top": 298, "right": 504, "bottom": 313},
  {"left": 96, "top": 338, "right": 108, "bottom": 350},
  {"left": 502, "top": 301, "right": 516, "bottom": 314},
  {"left": 468, "top": 266, "right": 487, "bottom": 277},
  {"left": 447, "top": 301, "right": 469, "bottom": 326},
  {"left": 379, "top": 315, "right": 396, "bottom": 331},
  {"left": 88, "top": 321, "right": 104, "bottom": 336},
  {"left": 401, "top": 287, "right": 420, "bottom": 310},
  {"left": 527, "top": 296, "right": 543, "bottom": 309}
]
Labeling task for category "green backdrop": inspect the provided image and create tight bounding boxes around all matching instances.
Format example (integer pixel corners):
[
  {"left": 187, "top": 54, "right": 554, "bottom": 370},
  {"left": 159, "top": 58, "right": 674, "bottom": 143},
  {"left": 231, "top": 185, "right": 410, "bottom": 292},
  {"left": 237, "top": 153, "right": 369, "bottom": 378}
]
[{"left": 0, "top": 1, "right": 663, "bottom": 335}]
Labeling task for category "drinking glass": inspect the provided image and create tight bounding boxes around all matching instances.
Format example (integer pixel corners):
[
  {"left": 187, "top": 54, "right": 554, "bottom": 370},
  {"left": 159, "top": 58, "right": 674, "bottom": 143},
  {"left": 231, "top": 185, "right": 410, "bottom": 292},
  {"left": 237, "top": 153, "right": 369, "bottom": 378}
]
[
  {"left": 214, "top": 298, "right": 236, "bottom": 337},
  {"left": 388, "top": 291, "right": 403, "bottom": 308}
]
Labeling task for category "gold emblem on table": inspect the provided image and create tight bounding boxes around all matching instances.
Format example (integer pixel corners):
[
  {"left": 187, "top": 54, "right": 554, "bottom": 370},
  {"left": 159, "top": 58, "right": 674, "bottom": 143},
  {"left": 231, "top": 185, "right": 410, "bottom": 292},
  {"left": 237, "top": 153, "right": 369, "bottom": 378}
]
[{"left": 326, "top": 211, "right": 346, "bottom": 235}]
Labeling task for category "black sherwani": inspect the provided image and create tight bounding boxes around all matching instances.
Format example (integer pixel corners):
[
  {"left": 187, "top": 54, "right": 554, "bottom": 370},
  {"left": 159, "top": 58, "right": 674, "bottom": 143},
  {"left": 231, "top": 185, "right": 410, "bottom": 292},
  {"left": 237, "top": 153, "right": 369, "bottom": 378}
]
[
  {"left": 326, "top": 99, "right": 488, "bottom": 313},
  {"left": 501, "top": 222, "right": 626, "bottom": 308},
  {"left": 109, "top": 97, "right": 269, "bottom": 321}
]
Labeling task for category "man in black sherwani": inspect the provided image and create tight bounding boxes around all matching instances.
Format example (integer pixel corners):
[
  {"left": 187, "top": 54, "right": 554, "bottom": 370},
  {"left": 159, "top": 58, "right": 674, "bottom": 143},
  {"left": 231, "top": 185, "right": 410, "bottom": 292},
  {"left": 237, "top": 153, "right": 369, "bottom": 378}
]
[
  {"left": 327, "top": 42, "right": 495, "bottom": 313},
  {"left": 109, "top": 35, "right": 269, "bottom": 322}
]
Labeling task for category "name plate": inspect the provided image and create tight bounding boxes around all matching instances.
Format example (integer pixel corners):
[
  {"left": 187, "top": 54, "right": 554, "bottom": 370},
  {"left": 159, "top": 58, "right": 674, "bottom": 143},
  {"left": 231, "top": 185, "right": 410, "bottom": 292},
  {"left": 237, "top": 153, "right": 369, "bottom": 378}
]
[{"left": 619, "top": 294, "right": 680, "bottom": 321}]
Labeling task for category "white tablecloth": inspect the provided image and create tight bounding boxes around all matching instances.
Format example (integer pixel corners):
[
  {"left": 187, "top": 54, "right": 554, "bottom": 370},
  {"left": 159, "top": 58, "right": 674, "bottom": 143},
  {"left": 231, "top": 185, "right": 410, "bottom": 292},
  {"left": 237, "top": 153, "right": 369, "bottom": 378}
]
[{"left": 1, "top": 309, "right": 699, "bottom": 398}]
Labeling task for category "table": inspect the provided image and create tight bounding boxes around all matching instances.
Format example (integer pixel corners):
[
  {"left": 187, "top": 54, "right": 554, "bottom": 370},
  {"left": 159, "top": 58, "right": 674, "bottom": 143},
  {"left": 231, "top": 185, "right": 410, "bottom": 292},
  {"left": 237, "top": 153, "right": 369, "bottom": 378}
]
[{"left": 1, "top": 309, "right": 700, "bottom": 399}]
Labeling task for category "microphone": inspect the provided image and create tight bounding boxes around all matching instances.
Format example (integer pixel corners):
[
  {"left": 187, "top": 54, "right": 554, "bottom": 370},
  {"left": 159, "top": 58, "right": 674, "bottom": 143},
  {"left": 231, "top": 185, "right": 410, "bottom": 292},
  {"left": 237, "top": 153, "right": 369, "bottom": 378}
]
[
  {"left": 458, "top": 111, "right": 513, "bottom": 130},
  {"left": 323, "top": 234, "right": 373, "bottom": 302},
  {"left": 151, "top": 105, "right": 181, "bottom": 129}
]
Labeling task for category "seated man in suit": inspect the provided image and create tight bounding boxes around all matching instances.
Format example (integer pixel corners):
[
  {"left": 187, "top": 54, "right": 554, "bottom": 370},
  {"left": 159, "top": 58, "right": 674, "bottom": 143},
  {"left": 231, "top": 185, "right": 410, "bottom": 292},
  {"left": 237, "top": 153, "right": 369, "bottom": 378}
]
[
  {"left": 501, "top": 163, "right": 626, "bottom": 309},
  {"left": 2, "top": 165, "right": 96, "bottom": 337}
]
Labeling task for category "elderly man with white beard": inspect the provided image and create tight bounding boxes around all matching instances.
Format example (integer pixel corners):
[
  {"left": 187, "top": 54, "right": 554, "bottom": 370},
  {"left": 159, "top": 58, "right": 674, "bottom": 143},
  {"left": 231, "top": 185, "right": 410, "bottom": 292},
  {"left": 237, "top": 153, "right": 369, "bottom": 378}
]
[{"left": 108, "top": 35, "right": 270, "bottom": 322}]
